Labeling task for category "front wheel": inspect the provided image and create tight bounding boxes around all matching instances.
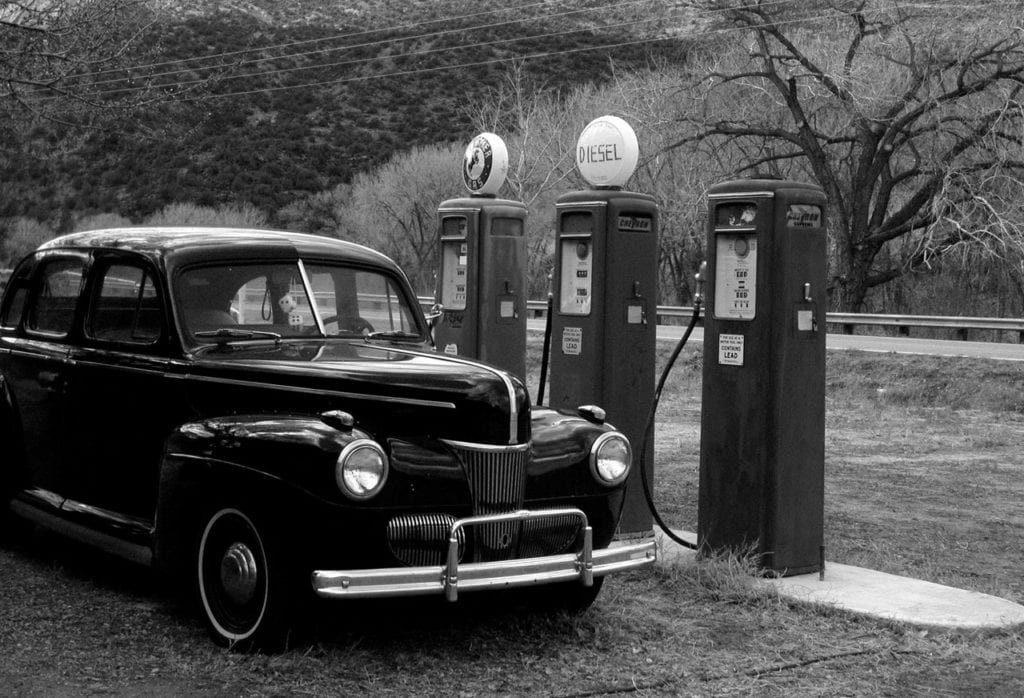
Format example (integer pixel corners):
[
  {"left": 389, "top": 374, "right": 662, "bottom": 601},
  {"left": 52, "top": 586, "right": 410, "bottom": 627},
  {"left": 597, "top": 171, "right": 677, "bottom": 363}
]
[{"left": 196, "top": 507, "right": 293, "bottom": 651}]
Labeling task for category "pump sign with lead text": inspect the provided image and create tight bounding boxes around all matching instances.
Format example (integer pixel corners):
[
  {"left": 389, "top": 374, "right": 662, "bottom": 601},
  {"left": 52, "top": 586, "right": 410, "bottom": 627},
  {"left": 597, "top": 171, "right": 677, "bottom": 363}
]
[
  {"left": 718, "top": 333, "right": 744, "bottom": 366},
  {"left": 562, "top": 326, "right": 583, "bottom": 355}
]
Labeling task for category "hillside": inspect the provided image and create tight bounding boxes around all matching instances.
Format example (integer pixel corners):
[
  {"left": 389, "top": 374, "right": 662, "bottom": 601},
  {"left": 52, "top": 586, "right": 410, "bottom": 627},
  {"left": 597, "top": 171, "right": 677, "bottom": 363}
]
[{"left": 1, "top": 1, "right": 689, "bottom": 226}]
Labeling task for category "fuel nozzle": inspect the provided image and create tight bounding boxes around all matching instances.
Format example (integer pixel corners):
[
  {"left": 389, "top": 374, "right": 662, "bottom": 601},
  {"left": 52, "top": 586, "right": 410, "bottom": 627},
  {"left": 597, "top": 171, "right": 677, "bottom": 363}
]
[{"left": 694, "top": 261, "right": 708, "bottom": 306}]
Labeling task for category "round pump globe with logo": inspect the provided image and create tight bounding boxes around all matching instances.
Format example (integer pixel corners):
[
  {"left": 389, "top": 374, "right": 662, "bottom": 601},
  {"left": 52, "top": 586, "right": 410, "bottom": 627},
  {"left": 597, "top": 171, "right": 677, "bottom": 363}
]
[
  {"left": 576, "top": 115, "right": 639, "bottom": 189},
  {"left": 463, "top": 132, "right": 509, "bottom": 196}
]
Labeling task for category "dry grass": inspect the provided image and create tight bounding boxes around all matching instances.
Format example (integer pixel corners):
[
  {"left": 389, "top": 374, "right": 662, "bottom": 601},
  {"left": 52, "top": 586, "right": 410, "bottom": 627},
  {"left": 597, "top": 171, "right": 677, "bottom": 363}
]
[{"left": 1, "top": 344, "right": 1023, "bottom": 695}]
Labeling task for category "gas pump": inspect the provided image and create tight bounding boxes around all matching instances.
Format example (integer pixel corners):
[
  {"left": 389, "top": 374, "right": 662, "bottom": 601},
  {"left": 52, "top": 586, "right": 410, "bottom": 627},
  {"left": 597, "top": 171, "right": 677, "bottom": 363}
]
[
  {"left": 547, "top": 115, "right": 659, "bottom": 537},
  {"left": 697, "top": 177, "right": 828, "bottom": 575},
  {"left": 434, "top": 133, "right": 529, "bottom": 379}
]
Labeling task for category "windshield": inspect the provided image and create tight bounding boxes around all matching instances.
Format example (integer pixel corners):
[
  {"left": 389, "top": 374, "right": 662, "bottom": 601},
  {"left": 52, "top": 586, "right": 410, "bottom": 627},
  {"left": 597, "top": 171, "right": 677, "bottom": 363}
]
[{"left": 175, "top": 261, "right": 423, "bottom": 345}]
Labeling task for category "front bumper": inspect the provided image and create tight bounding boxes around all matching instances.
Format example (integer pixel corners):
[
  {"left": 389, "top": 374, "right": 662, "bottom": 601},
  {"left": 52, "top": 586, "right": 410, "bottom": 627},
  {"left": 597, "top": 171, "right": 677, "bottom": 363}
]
[{"left": 311, "top": 507, "right": 657, "bottom": 601}]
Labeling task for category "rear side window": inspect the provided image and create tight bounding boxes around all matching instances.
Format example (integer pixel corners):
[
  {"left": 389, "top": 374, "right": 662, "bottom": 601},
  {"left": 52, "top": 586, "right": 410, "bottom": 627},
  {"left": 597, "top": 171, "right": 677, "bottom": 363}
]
[
  {"left": 26, "top": 259, "right": 85, "bottom": 337},
  {"left": 87, "top": 264, "right": 163, "bottom": 345},
  {"left": 0, "top": 285, "right": 28, "bottom": 329},
  {"left": 1, "top": 263, "right": 35, "bottom": 329}
]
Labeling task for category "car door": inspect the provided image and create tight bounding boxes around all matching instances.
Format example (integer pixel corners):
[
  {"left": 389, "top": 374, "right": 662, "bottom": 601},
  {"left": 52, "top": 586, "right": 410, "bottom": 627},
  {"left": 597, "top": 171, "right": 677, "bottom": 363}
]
[
  {"left": 0, "top": 254, "right": 86, "bottom": 498},
  {"left": 62, "top": 256, "right": 187, "bottom": 522}
]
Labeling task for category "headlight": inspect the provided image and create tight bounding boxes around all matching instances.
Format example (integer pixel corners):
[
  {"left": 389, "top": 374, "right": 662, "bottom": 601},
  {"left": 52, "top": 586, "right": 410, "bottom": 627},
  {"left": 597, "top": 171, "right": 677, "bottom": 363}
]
[
  {"left": 589, "top": 432, "right": 631, "bottom": 486},
  {"left": 335, "top": 440, "right": 388, "bottom": 500}
]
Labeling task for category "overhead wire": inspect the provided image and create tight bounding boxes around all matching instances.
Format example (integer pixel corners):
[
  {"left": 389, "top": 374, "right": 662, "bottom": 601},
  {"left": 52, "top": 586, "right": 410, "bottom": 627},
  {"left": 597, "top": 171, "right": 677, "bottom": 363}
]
[
  {"left": 143, "top": 0, "right": 999, "bottom": 102},
  {"left": 82, "top": 10, "right": 672, "bottom": 96},
  {"left": 89, "top": 0, "right": 1002, "bottom": 86},
  {"left": 45, "top": 0, "right": 804, "bottom": 95},
  {"left": 29, "top": 0, "right": 1011, "bottom": 104},
  {"left": 32, "top": 0, "right": 859, "bottom": 103},
  {"left": 66, "top": 0, "right": 666, "bottom": 84}
]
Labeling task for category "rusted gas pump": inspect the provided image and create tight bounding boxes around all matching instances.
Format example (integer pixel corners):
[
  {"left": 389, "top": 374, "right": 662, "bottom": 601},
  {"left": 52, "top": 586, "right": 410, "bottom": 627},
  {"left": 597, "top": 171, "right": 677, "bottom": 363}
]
[
  {"left": 434, "top": 133, "right": 529, "bottom": 379},
  {"left": 547, "top": 116, "right": 659, "bottom": 538},
  {"left": 698, "top": 178, "right": 828, "bottom": 574}
]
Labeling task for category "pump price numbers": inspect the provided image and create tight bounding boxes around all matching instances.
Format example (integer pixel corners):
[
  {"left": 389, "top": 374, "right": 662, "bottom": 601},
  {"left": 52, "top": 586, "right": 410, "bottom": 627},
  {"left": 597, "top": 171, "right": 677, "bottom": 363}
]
[
  {"left": 559, "top": 238, "right": 593, "bottom": 315},
  {"left": 713, "top": 234, "right": 757, "bottom": 320},
  {"left": 441, "top": 242, "right": 469, "bottom": 311}
]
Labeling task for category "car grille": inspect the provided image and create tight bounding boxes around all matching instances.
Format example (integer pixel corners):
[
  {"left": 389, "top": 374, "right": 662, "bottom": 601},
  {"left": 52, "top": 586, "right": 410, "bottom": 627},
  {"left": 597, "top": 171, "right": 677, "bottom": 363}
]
[
  {"left": 385, "top": 441, "right": 582, "bottom": 566},
  {"left": 387, "top": 513, "right": 464, "bottom": 567},
  {"left": 518, "top": 513, "right": 584, "bottom": 558},
  {"left": 453, "top": 442, "right": 528, "bottom": 562}
]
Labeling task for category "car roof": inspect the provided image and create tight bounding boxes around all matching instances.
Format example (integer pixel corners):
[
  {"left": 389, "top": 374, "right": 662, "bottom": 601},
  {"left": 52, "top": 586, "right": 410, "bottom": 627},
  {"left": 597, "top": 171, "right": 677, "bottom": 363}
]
[{"left": 39, "top": 227, "right": 399, "bottom": 272}]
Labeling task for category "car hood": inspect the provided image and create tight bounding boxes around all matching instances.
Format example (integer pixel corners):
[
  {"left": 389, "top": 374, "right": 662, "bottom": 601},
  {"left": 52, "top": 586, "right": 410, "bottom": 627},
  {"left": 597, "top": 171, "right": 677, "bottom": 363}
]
[{"left": 186, "top": 339, "right": 530, "bottom": 445}]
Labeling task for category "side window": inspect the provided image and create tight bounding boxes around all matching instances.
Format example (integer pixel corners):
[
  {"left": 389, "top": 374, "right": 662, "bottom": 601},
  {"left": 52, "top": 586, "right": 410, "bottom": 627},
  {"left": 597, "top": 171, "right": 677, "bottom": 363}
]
[
  {"left": 0, "top": 284, "right": 29, "bottom": 329},
  {"left": 0, "top": 272, "right": 29, "bottom": 329},
  {"left": 1, "top": 263, "right": 37, "bottom": 329},
  {"left": 307, "top": 270, "right": 341, "bottom": 333},
  {"left": 87, "top": 264, "right": 163, "bottom": 345},
  {"left": 355, "top": 271, "right": 418, "bottom": 334},
  {"left": 26, "top": 259, "right": 85, "bottom": 337},
  {"left": 305, "top": 264, "right": 421, "bottom": 337}
]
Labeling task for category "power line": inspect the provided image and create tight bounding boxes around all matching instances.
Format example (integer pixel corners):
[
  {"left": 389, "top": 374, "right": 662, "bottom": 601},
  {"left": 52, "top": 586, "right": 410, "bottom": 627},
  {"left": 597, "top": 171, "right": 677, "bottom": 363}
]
[
  {"left": 25, "top": 0, "right": 749, "bottom": 103},
  {"left": 67, "top": 0, "right": 655, "bottom": 82},
  {"left": 88, "top": 14, "right": 670, "bottom": 97},
  {"left": 176, "top": 7, "right": 868, "bottom": 102},
  {"left": 67, "top": 0, "right": 801, "bottom": 88},
  {"left": 35, "top": 0, "right": 831, "bottom": 102},
  {"left": 32, "top": 0, "right": 1016, "bottom": 104}
]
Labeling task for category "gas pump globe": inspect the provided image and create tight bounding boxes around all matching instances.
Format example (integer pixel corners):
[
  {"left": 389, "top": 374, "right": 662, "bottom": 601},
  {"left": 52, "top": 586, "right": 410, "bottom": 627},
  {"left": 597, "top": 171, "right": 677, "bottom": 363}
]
[
  {"left": 548, "top": 115, "right": 659, "bottom": 538},
  {"left": 433, "top": 133, "right": 529, "bottom": 379}
]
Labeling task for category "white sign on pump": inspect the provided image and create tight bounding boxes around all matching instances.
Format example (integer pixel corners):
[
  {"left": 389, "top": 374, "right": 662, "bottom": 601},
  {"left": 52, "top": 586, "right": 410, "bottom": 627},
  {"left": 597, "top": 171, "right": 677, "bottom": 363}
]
[
  {"left": 576, "top": 115, "right": 639, "bottom": 188},
  {"left": 463, "top": 132, "right": 509, "bottom": 196}
]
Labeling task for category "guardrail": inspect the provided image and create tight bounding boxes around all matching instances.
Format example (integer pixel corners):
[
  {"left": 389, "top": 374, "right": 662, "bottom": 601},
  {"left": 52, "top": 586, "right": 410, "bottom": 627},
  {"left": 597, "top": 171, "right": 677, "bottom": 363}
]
[
  {"left": 419, "top": 297, "right": 1024, "bottom": 344},
  {"left": 0, "top": 270, "right": 1018, "bottom": 343}
]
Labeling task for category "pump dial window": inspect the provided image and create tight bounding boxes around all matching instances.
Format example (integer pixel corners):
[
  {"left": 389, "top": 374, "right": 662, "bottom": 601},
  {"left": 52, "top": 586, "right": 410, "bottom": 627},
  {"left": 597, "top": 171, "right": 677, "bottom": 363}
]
[
  {"left": 715, "top": 202, "right": 758, "bottom": 228},
  {"left": 442, "top": 216, "right": 468, "bottom": 237}
]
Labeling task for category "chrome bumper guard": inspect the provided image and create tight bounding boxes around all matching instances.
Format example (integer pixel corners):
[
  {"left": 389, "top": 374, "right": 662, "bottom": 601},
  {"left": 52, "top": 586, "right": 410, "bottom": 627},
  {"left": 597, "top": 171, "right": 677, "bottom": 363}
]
[{"left": 312, "top": 507, "right": 657, "bottom": 602}]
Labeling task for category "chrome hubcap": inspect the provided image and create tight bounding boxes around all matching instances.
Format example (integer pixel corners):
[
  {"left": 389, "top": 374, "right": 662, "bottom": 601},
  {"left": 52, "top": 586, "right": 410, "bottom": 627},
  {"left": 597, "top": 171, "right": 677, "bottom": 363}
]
[{"left": 220, "top": 542, "right": 259, "bottom": 605}]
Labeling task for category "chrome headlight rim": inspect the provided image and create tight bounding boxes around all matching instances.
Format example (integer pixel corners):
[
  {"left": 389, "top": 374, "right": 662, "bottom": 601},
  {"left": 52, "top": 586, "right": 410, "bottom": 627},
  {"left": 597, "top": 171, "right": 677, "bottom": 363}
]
[
  {"left": 589, "top": 431, "right": 632, "bottom": 487},
  {"left": 335, "top": 439, "right": 389, "bottom": 501}
]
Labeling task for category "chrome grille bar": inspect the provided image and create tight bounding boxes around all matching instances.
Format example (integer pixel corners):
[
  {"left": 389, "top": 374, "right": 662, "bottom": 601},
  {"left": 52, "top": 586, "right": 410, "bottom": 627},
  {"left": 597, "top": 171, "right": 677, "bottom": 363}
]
[
  {"left": 387, "top": 513, "right": 463, "bottom": 567},
  {"left": 442, "top": 440, "right": 528, "bottom": 562}
]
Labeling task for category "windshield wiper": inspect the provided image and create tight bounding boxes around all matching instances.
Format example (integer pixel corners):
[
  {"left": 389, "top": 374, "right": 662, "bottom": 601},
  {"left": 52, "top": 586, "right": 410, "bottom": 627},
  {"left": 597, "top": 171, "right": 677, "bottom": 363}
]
[
  {"left": 195, "top": 328, "right": 282, "bottom": 343},
  {"left": 364, "top": 330, "right": 422, "bottom": 342}
]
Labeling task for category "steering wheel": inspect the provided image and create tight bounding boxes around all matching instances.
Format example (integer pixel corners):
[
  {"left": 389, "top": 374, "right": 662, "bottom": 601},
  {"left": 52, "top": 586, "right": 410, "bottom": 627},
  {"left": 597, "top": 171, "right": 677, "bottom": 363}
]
[{"left": 321, "top": 315, "right": 375, "bottom": 335}]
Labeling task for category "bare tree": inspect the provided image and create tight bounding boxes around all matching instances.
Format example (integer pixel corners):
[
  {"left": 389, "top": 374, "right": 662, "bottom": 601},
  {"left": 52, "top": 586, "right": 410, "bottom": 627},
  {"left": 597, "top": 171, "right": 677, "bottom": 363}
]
[
  {"left": 0, "top": 215, "right": 52, "bottom": 266},
  {"left": 0, "top": 0, "right": 160, "bottom": 122},
  {"left": 470, "top": 63, "right": 585, "bottom": 298},
  {"left": 666, "top": 0, "right": 1024, "bottom": 311},
  {"left": 340, "top": 143, "right": 465, "bottom": 295}
]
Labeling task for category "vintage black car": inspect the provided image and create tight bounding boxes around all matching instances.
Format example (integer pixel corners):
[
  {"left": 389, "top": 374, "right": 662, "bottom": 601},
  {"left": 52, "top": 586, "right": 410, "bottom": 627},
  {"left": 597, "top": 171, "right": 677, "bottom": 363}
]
[{"left": 0, "top": 228, "right": 655, "bottom": 649}]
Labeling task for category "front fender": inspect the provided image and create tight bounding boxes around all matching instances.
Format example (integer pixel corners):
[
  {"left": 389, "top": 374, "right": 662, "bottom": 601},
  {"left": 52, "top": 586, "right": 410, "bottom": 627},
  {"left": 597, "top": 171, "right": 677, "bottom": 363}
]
[
  {"left": 154, "top": 413, "right": 368, "bottom": 580},
  {"left": 165, "top": 413, "right": 368, "bottom": 488},
  {"left": 528, "top": 407, "right": 629, "bottom": 497}
]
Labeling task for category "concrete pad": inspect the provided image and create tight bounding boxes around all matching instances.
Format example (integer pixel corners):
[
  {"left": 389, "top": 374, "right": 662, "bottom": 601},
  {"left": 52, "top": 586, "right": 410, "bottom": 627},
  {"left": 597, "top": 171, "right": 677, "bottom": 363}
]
[
  {"left": 651, "top": 530, "right": 1024, "bottom": 631},
  {"left": 762, "top": 562, "right": 1024, "bottom": 631}
]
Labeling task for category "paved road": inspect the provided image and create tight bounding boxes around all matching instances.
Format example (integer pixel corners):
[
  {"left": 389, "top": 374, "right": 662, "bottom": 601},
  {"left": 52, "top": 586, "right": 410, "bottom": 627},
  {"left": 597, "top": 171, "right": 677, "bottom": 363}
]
[{"left": 529, "top": 320, "right": 1024, "bottom": 362}]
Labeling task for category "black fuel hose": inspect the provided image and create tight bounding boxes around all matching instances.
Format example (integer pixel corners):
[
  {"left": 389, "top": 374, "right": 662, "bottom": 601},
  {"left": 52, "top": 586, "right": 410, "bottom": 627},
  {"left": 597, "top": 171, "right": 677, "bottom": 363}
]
[
  {"left": 637, "top": 298, "right": 703, "bottom": 550},
  {"left": 537, "top": 292, "right": 554, "bottom": 405}
]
